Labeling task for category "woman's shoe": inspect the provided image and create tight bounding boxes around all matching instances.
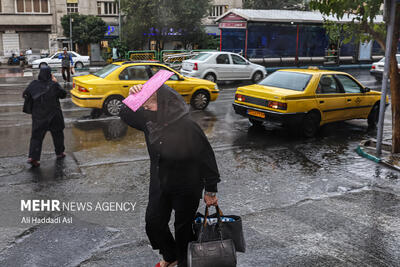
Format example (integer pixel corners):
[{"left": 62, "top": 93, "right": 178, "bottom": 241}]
[
  {"left": 28, "top": 159, "right": 40, "bottom": 167},
  {"left": 56, "top": 152, "right": 66, "bottom": 159}
]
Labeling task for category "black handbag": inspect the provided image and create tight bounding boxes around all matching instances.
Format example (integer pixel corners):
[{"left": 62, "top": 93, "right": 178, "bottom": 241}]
[
  {"left": 193, "top": 205, "right": 246, "bottom": 252},
  {"left": 22, "top": 93, "right": 33, "bottom": 114},
  {"left": 188, "top": 206, "right": 237, "bottom": 267}
]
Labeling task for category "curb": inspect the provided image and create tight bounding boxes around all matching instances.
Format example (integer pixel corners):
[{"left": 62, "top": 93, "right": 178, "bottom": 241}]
[
  {"left": 357, "top": 141, "right": 400, "bottom": 171},
  {"left": 356, "top": 145, "right": 381, "bottom": 163}
]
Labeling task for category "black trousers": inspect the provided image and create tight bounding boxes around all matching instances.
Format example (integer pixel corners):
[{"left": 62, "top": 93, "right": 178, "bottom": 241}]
[
  {"left": 29, "top": 118, "right": 65, "bottom": 161},
  {"left": 61, "top": 67, "right": 71, "bottom": 82},
  {"left": 146, "top": 189, "right": 200, "bottom": 267}
]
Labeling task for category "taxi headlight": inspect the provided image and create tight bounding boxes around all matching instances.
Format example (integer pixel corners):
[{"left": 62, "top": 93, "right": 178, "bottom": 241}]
[{"left": 214, "top": 84, "right": 218, "bottom": 90}]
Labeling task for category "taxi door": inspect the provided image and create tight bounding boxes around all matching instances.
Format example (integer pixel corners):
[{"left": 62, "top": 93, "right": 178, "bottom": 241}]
[
  {"left": 147, "top": 65, "right": 193, "bottom": 102},
  {"left": 118, "top": 65, "right": 149, "bottom": 98},
  {"left": 316, "top": 74, "right": 347, "bottom": 123},
  {"left": 334, "top": 74, "right": 372, "bottom": 118}
]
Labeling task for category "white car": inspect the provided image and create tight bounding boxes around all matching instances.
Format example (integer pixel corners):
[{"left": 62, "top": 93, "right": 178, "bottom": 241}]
[
  {"left": 181, "top": 51, "right": 267, "bottom": 83},
  {"left": 370, "top": 54, "right": 400, "bottom": 81},
  {"left": 32, "top": 51, "right": 90, "bottom": 69}
]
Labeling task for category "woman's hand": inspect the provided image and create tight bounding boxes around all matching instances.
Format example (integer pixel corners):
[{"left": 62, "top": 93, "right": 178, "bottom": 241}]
[
  {"left": 51, "top": 75, "right": 57, "bottom": 83},
  {"left": 129, "top": 84, "right": 143, "bottom": 95},
  {"left": 204, "top": 194, "right": 218, "bottom": 207}
]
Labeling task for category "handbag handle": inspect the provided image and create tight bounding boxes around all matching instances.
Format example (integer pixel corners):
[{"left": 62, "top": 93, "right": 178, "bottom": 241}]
[{"left": 203, "top": 205, "right": 224, "bottom": 227}]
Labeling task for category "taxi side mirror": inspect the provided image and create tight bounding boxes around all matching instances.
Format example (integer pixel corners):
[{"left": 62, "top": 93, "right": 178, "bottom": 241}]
[{"left": 364, "top": 87, "right": 370, "bottom": 93}]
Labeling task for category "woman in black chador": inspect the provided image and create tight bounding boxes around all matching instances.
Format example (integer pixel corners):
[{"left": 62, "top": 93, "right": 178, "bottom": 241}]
[
  {"left": 23, "top": 66, "right": 67, "bottom": 167},
  {"left": 120, "top": 84, "right": 220, "bottom": 267}
]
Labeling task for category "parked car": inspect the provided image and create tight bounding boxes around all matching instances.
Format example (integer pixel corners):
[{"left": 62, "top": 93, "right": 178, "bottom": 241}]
[
  {"left": 32, "top": 51, "right": 90, "bottom": 69},
  {"left": 233, "top": 68, "right": 388, "bottom": 137},
  {"left": 71, "top": 62, "right": 219, "bottom": 116},
  {"left": 370, "top": 54, "right": 400, "bottom": 81},
  {"left": 180, "top": 51, "right": 267, "bottom": 83}
]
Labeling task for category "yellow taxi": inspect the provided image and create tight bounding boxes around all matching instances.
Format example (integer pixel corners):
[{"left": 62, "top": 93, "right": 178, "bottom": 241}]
[
  {"left": 71, "top": 61, "right": 219, "bottom": 115},
  {"left": 233, "top": 68, "right": 388, "bottom": 137}
]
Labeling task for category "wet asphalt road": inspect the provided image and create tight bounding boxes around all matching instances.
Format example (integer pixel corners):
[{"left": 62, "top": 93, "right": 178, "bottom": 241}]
[{"left": 0, "top": 67, "right": 400, "bottom": 266}]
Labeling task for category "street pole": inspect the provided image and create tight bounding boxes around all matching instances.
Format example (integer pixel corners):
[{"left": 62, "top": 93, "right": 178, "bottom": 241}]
[
  {"left": 376, "top": 0, "right": 396, "bottom": 155},
  {"left": 69, "top": 16, "right": 73, "bottom": 51},
  {"left": 118, "top": 0, "right": 121, "bottom": 41}
]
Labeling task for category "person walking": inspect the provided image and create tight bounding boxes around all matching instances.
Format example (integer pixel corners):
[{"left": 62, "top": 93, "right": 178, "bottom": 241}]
[
  {"left": 23, "top": 66, "right": 67, "bottom": 167},
  {"left": 58, "top": 47, "right": 74, "bottom": 83},
  {"left": 120, "top": 83, "right": 220, "bottom": 267}
]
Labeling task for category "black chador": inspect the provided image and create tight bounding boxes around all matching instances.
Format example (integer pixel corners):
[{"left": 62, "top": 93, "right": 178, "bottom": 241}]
[
  {"left": 120, "top": 85, "right": 220, "bottom": 267},
  {"left": 23, "top": 67, "right": 67, "bottom": 165}
]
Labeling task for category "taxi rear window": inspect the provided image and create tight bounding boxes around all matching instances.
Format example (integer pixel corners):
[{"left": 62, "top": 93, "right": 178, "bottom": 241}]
[
  {"left": 192, "top": 53, "right": 212, "bottom": 61},
  {"left": 259, "top": 71, "right": 312, "bottom": 91}
]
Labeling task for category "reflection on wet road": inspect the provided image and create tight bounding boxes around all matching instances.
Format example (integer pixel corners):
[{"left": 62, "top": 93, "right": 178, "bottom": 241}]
[{"left": 0, "top": 67, "right": 399, "bottom": 266}]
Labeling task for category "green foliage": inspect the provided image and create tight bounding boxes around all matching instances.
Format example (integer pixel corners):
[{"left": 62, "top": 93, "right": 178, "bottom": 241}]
[
  {"left": 309, "top": 0, "right": 385, "bottom": 49},
  {"left": 110, "top": 39, "right": 129, "bottom": 58},
  {"left": 243, "top": 0, "right": 308, "bottom": 10},
  {"left": 120, "top": 0, "right": 211, "bottom": 50},
  {"left": 61, "top": 14, "right": 107, "bottom": 45}
]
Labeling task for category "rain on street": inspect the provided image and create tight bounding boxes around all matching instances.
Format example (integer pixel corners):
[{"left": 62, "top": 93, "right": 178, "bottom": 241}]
[{"left": 0, "top": 67, "right": 400, "bottom": 266}]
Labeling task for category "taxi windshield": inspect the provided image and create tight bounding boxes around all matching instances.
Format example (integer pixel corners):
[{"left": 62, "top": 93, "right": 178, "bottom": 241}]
[
  {"left": 259, "top": 71, "right": 312, "bottom": 91},
  {"left": 93, "top": 64, "right": 121, "bottom": 78}
]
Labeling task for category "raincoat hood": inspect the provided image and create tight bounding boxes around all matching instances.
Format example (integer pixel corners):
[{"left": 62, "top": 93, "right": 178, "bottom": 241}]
[{"left": 38, "top": 66, "right": 52, "bottom": 81}]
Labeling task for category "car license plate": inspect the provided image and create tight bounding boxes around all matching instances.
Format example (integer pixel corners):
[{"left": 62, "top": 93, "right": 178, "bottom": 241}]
[{"left": 247, "top": 109, "right": 265, "bottom": 118}]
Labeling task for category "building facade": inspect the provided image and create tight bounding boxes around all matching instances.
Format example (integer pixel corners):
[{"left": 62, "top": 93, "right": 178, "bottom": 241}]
[
  {"left": 203, "top": 0, "right": 243, "bottom": 36},
  {"left": 0, "top": 0, "right": 119, "bottom": 60}
]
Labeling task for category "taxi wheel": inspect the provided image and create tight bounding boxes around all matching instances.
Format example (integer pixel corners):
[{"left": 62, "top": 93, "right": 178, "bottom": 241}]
[
  {"left": 191, "top": 90, "right": 210, "bottom": 110},
  {"left": 368, "top": 104, "right": 379, "bottom": 128},
  {"left": 104, "top": 95, "right": 124, "bottom": 116},
  {"left": 302, "top": 112, "right": 320, "bottom": 137},
  {"left": 252, "top": 71, "right": 263, "bottom": 84},
  {"left": 249, "top": 118, "right": 263, "bottom": 127}
]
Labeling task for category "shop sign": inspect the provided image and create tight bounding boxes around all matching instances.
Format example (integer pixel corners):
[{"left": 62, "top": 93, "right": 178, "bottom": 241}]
[{"left": 219, "top": 22, "right": 247, "bottom": 29}]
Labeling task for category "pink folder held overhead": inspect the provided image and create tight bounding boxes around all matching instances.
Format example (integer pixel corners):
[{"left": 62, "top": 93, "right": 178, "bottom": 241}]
[{"left": 122, "top": 69, "right": 174, "bottom": 112}]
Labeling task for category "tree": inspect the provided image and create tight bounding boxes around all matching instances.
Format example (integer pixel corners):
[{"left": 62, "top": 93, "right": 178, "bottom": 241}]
[
  {"left": 310, "top": 0, "right": 400, "bottom": 153},
  {"left": 243, "top": 0, "right": 308, "bottom": 10},
  {"left": 61, "top": 14, "right": 107, "bottom": 49},
  {"left": 120, "top": 0, "right": 211, "bottom": 51}
]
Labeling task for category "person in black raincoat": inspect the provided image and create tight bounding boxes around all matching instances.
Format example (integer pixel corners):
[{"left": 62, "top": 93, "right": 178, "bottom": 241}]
[
  {"left": 120, "top": 84, "right": 220, "bottom": 267},
  {"left": 23, "top": 66, "right": 67, "bottom": 167}
]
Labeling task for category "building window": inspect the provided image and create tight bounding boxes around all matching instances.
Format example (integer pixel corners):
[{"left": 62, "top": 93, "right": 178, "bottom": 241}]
[
  {"left": 98, "top": 1, "right": 118, "bottom": 15},
  {"left": 0, "top": 0, "right": 2, "bottom": 13},
  {"left": 16, "top": 0, "right": 49, "bottom": 13},
  {"left": 210, "top": 5, "right": 228, "bottom": 18},
  {"left": 67, "top": 3, "right": 78, "bottom": 14}
]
